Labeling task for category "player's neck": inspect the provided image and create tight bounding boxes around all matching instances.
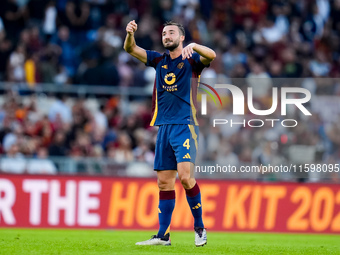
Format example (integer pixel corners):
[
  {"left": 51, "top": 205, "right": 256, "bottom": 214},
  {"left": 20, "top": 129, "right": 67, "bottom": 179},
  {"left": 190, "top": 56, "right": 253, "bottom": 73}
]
[{"left": 169, "top": 46, "right": 182, "bottom": 60}]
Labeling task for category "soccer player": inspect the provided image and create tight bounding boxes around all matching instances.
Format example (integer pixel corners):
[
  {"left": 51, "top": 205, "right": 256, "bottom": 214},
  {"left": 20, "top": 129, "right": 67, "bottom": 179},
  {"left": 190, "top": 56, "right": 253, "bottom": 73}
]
[{"left": 124, "top": 20, "right": 215, "bottom": 246}]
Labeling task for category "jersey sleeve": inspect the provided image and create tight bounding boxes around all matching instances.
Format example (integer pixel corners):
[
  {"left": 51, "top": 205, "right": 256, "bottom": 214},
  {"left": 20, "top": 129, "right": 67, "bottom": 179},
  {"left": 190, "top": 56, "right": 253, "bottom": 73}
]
[
  {"left": 191, "top": 52, "right": 210, "bottom": 74},
  {"left": 145, "top": 50, "right": 163, "bottom": 69}
]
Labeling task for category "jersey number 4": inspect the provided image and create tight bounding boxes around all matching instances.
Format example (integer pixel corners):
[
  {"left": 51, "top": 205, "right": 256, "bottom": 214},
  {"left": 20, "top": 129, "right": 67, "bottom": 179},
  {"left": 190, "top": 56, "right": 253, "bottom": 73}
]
[{"left": 183, "top": 139, "right": 190, "bottom": 149}]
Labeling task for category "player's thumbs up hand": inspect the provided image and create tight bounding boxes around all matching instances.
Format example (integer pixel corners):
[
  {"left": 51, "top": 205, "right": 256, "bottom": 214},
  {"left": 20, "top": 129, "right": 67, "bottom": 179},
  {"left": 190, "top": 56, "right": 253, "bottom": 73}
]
[{"left": 126, "top": 20, "right": 138, "bottom": 35}]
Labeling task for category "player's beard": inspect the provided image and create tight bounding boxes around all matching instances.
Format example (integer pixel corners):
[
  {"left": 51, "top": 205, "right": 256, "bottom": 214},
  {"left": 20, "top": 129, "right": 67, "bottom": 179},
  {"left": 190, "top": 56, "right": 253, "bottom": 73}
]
[{"left": 163, "top": 39, "right": 180, "bottom": 51}]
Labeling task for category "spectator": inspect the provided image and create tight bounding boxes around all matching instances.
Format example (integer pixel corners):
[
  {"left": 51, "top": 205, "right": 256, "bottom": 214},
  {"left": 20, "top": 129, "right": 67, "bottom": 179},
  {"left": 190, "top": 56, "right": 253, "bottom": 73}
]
[
  {"left": 260, "top": 16, "right": 286, "bottom": 44},
  {"left": 102, "top": 14, "right": 123, "bottom": 49},
  {"left": 94, "top": 104, "right": 108, "bottom": 132},
  {"left": 0, "top": 0, "right": 27, "bottom": 41},
  {"left": 0, "top": 37, "right": 13, "bottom": 81},
  {"left": 8, "top": 43, "right": 26, "bottom": 82},
  {"left": 51, "top": 26, "right": 77, "bottom": 78},
  {"left": 222, "top": 45, "right": 247, "bottom": 74},
  {"left": 133, "top": 140, "right": 154, "bottom": 165},
  {"left": 48, "top": 95, "right": 72, "bottom": 124},
  {"left": 2, "top": 124, "right": 23, "bottom": 152},
  {"left": 0, "top": 143, "right": 26, "bottom": 174},
  {"left": 48, "top": 130, "right": 68, "bottom": 156},
  {"left": 27, "top": 147, "right": 57, "bottom": 174},
  {"left": 281, "top": 48, "right": 303, "bottom": 78},
  {"left": 246, "top": 62, "right": 272, "bottom": 99},
  {"left": 28, "top": 26, "right": 43, "bottom": 53},
  {"left": 309, "top": 51, "right": 331, "bottom": 77},
  {"left": 63, "top": 0, "right": 90, "bottom": 45},
  {"left": 42, "top": 1, "right": 57, "bottom": 41},
  {"left": 112, "top": 132, "right": 134, "bottom": 163}
]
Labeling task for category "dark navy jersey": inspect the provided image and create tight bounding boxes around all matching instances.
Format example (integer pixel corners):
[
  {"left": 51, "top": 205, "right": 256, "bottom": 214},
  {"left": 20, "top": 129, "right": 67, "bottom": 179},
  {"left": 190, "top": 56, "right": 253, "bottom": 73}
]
[{"left": 146, "top": 50, "right": 209, "bottom": 126}]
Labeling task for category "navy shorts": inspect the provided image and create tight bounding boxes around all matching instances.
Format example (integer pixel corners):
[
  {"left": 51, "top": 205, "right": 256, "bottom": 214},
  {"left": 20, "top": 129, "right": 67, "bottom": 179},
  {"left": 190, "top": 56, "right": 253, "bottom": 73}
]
[{"left": 154, "top": 124, "right": 199, "bottom": 171}]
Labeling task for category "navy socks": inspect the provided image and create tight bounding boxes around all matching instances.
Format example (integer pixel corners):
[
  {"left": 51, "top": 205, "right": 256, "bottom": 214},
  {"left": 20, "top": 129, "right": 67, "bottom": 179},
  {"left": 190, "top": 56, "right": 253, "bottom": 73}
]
[
  {"left": 157, "top": 190, "right": 175, "bottom": 237},
  {"left": 185, "top": 183, "right": 204, "bottom": 228}
]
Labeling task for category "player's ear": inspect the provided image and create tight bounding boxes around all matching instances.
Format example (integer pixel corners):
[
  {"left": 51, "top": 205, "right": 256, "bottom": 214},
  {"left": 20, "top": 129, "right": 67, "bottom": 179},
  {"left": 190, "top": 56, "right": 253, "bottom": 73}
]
[{"left": 180, "top": 35, "right": 185, "bottom": 42}]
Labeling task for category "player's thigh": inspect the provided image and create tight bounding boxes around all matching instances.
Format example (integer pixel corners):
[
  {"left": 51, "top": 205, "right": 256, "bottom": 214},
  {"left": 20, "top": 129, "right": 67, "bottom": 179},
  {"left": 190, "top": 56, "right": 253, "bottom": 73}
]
[{"left": 157, "top": 170, "right": 177, "bottom": 190}]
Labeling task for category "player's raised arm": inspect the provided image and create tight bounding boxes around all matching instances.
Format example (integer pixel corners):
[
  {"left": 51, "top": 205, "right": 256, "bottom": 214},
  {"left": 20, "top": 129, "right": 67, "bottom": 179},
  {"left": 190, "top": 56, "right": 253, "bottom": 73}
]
[
  {"left": 123, "top": 20, "right": 147, "bottom": 64},
  {"left": 182, "top": 43, "right": 216, "bottom": 65}
]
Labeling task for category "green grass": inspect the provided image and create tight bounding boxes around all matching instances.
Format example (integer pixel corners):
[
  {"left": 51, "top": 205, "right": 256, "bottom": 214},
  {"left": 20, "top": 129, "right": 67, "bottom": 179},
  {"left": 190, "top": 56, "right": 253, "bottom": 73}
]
[{"left": 0, "top": 229, "right": 339, "bottom": 255}]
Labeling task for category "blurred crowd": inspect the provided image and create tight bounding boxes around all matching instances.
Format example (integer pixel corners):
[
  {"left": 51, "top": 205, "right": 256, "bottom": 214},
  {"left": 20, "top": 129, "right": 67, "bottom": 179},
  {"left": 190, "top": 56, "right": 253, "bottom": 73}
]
[
  {"left": 0, "top": 0, "right": 340, "bottom": 87},
  {"left": 0, "top": 94, "right": 156, "bottom": 174},
  {"left": 0, "top": 0, "right": 339, "bottom": 180}
]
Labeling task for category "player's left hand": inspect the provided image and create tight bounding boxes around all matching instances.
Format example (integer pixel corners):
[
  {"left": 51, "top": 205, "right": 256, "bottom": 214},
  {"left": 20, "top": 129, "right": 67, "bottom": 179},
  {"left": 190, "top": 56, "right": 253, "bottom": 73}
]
[{"left": 182, "top": 43, "right": 196, "bottom": 60}]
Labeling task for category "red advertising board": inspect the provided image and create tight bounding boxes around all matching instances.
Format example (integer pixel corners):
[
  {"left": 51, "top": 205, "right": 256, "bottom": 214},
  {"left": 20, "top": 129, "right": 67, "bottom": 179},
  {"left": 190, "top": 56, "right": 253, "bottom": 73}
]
[{"left": 0, "top": 174, "right": 340, "bottom": 233}]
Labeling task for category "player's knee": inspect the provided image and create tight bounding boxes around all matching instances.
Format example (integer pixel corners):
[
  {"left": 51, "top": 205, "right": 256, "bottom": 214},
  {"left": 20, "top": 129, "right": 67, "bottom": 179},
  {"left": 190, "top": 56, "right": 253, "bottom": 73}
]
[
  {"left": 157, "top": 178, "right": 173, "bottom": 191},
  {"left": 179, "top": 175, "right": 191, "bottom": 189}
]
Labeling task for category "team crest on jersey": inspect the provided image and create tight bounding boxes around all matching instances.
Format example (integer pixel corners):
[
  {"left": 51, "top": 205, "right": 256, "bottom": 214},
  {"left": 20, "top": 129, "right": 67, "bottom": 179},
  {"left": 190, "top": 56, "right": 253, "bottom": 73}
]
[
  {"left": 164, "top": 72, "right": 176, "bottom": 85},
  {"left": 177, "top": 62, "right": 184, "bottom": 69}
]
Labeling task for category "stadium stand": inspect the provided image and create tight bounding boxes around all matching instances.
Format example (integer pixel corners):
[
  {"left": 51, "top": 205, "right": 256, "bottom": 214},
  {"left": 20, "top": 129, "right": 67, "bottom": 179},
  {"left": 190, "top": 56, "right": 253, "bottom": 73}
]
[{"left": 0, "top": 0, "right": 339, "bottom": 181}]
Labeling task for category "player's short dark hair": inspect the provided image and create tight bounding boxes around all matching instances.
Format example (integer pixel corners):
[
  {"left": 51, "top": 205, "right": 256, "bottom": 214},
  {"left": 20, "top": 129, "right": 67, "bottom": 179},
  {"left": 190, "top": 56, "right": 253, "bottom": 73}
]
[{"left": 163, "top": 21, "right": 185, "bottom": 36}]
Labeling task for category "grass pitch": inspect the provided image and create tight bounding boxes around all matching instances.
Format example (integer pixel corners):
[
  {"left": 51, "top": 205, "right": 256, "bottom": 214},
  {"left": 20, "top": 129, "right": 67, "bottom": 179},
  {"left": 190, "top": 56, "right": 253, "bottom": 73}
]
[{"left": 0, "top": 229, "right": 339, "bottom": 254}]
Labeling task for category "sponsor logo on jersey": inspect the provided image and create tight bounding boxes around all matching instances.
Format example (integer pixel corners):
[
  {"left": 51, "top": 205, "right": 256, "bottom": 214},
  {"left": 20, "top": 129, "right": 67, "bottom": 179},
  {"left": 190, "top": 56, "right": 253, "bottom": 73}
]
[{"left": 164, "top": 72, "right": 176, "bottom": 85}]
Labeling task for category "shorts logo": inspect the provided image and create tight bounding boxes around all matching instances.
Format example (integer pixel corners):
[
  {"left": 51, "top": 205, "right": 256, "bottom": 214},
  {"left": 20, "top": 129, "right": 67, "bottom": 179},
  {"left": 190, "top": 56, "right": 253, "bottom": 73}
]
[
  {"left": 164, "top": 72, "right": 176, "bottom": 85},
  {"left": 177, "top": 62, "right": 184, "bottom": 69},
  {"left": 183, "top": 153, "right": 191, "bottom": 159},
  {"left": 162, "top": 65, "right": 168, "bottom": 69}
]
